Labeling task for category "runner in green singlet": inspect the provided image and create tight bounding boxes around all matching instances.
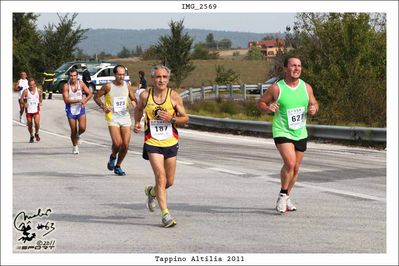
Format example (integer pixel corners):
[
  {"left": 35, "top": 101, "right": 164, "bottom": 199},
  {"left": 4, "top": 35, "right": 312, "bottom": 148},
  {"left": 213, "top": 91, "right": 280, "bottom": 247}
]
[{"left": 257, "top": 55, "right": 319, "bottom": 214}]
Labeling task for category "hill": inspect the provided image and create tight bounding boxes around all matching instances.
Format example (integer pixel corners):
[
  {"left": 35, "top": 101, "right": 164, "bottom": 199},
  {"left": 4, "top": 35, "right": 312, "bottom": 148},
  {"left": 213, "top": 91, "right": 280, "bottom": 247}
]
[{"left": 77, "top": 28, "right": 284, "bottom": 55}]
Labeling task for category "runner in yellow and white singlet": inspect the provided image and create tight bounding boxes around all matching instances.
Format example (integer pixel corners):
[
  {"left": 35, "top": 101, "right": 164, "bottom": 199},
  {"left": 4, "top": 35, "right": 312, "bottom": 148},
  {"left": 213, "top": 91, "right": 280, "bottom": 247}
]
[
  {"left": 94, "top": 65, "right": 136, "bottom": 176},
  {"left": 134, "top": 65, "right": 189, "bottom": 228}
]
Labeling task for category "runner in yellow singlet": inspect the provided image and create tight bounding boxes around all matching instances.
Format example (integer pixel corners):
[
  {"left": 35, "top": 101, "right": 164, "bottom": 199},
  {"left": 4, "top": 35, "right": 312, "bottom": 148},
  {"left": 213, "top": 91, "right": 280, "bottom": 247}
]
[
  {"left": 94, "top": 65, "right": 137, "bottom": 176},
  {"left": 134, "top": 65, "right": 189, "bottom": 228}
]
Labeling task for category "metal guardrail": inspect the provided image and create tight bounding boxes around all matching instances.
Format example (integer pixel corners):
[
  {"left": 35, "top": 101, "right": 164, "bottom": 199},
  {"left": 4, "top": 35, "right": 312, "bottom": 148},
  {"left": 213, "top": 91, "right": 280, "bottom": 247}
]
[
  {"left": 187, "top": 115, "right": 386, "bottom": 143},
  {"left": 181, "top": 83, "right": 270, "bottom": 102}
]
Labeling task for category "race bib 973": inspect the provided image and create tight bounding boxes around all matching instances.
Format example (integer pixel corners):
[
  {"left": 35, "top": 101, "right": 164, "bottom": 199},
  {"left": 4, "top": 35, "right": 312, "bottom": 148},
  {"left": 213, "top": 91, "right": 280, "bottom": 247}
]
[{"left": 113, "top": 96, "right": 127, "bottom": 113}]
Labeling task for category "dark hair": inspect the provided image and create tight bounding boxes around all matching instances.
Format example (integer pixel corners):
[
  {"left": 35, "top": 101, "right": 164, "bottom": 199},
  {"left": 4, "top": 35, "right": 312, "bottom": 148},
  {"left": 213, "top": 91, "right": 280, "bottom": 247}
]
[
  {"left": 28, "top": 78, "right": 36, "bottom": 84},
  {"left": 139, "top": 70, "right": 145, "bottom": 76},
  {"left": 68, "top": 68, "right": 78, "bottom": 75},
  {"left": 283, "top": 55, "right": 301, "bottom": 67},
  {"left": 113, "top": 64, "right": 126, "bottom": 74}
]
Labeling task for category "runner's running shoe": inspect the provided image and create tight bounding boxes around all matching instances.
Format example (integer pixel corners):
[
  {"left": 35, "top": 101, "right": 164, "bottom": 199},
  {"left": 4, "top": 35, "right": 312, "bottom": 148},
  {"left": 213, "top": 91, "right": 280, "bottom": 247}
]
[
  {"left": 114, "top": 166, "right": 126, "bottom": 176},
  {"left": 276, "top": 193, "right": 288, "bottom": 213},
  {"left": 162, "top": 213, "right": 177, "bottom": 228},
  {"left": 144, "top": 186, "right": 157, "bottom": 212},
  {"left": 107, "top": 155, "right": 116, "bottom": 170},
  {"left": 286, "top": 196, "right": 297, "bottom": 211}
]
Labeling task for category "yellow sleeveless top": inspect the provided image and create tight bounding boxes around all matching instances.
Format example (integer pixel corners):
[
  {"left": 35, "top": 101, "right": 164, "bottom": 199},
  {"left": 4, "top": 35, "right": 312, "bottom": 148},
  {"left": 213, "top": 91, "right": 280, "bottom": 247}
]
[
  {"left": 144, "top": 88, "right": 178, "bottom": 147},
  {"left": 104, "top": 81, "right": 129, "bottom": 122}
]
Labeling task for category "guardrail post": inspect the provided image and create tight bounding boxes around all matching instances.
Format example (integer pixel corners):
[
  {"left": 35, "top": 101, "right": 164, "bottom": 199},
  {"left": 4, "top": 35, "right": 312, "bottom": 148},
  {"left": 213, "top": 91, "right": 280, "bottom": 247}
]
[
  {"left": 241, "top": 83, "right": 246, "bottom": 100},
  {"left": 201, "top": 85, "right": 205, "bottom": 100},
  {"left": 229, "top": 84, "right": 233, "bottom": 99},
  {"left": 259, "top": 83, "right": 264, "bottom": 95},
  {"left": 189, "top": 88, "right": 193, "bottom": 104},
  {"left": 215, "top": 85, "right": 219, "bottom": 98}
]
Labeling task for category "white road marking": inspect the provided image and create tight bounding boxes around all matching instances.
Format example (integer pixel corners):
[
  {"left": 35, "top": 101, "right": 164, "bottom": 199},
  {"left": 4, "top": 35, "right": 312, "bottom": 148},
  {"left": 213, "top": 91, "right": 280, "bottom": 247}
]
[
  {"left": 14, "top": 119, "right": 385, "bottom": 202},
  {"left": 255, "top": 175, "right": 385, "bottom": 202},
  {"left": 208, "top": 167, "right": 246, "bottom": 176}
]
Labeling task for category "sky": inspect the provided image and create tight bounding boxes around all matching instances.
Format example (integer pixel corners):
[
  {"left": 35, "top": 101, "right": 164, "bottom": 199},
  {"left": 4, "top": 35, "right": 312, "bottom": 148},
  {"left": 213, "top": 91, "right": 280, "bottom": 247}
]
[{"left": 35, "top": 13, "right": 297, "bottom": 34}]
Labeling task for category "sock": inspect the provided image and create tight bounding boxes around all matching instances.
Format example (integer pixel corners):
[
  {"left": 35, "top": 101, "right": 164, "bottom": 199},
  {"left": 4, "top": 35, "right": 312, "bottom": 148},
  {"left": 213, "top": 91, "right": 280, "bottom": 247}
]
[
  {"left": 280, "top": 189, "right": 288, "bottom": 195},
  {"left": 162, "top": 208, "right": 169, "bottom": 217},
  {"left": 150, "top": 186, "right": 156, "bottom": 197}
]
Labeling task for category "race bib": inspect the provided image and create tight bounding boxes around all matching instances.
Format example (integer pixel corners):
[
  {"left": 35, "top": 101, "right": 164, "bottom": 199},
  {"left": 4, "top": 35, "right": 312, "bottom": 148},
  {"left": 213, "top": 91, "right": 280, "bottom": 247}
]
[
  {"left": 27, "top": 98, "right": 38, "bottom": 113},
  {"left": 113, "top": 96, "right": 127, "bottom": 113},
  {"left": 70, "top": 103, "right": 81, "bottom": 115},
  {"left": 287, "top": 107, "right": 306, "bottom": 130},
  {"left": 150, "top": 120, "right": 173, "bottom": 140}
]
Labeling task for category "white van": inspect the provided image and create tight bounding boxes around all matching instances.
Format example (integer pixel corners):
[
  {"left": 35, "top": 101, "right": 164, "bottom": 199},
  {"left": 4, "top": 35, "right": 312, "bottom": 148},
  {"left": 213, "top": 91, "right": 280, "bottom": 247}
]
[{"left": 83, "top": 64, "right": 131, "bottom": 92}]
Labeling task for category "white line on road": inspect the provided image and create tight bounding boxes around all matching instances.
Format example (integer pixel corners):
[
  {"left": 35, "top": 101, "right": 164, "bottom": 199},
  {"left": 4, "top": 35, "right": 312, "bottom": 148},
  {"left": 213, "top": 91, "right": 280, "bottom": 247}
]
[
  {"left": 255, "top": 175, "right": 385, "bottom": 202},
  {"left": 208, "top": 167, "right": 246, "bottom": 176},
  {"left": 13, "top": 120, "right": 142, "bottom": 154},
  {"left": 14, "top": 120, "right": 385, "bottom": 202}
]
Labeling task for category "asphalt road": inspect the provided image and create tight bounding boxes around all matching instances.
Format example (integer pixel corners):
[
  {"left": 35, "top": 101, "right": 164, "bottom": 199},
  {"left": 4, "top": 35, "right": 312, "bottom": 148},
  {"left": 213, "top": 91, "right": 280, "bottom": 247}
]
[{"left": 12, "top": 93, "right": 386, "bottom": 255}]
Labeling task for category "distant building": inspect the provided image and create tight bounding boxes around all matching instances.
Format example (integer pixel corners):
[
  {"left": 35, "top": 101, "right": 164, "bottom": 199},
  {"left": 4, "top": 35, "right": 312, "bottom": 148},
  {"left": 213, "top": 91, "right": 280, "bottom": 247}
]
[{"left": 248, "top": 39, "right": 286, "bottom": 58}]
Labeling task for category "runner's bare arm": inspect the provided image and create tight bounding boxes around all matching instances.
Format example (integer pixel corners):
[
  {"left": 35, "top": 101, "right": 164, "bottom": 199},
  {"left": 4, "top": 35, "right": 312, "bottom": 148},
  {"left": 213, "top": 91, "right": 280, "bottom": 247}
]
[
  {"left": 20, "top": 90, "right": 27, "bottom": 107},
  {"left": 306, "top": 83, "right": 319, "bottom": 116},
  {"left": 128, "top": 83, "right": 137, "bottom": 106},
  {"left": 38, "top": 88, "right": 43, "bottom": 105},
  {"left": 257, "top": 84, "right": 279, "bottom": 113},
  {"left": 171, "top": 90, "right": 189, "bottom": 125},
  {"left": 93, "top": 83, "right": 111, "bottom": 113},
  {"left": 80, "top": 81, "right": 93, "bottom": 105},
  {"left": 133, "top": 90, "right": 148, "bottom": 133}
]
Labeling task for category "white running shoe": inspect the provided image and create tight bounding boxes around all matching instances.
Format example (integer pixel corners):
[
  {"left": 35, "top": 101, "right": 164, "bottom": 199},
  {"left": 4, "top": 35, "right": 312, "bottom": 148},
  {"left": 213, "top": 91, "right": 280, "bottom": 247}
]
[
  {"left": 276, "top": 193, "right": 288, "bottom": 213},
  {"left": 144, "top": 186, "right": 157, "bottom": 212},
  {"left": 73, "top": 145, "right": 79, "bottom": 154},
  {"left": 286, "top": 196, "right": 297, "bottom": 211}
]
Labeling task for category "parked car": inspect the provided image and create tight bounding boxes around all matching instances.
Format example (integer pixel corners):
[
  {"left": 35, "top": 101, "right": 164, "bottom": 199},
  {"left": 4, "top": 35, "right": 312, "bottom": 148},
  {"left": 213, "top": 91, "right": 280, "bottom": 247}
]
[
  {"left": 52, "top": 60, "right": 117, "bottom": 92},
  {"left": 87, "top": 64, "right": 131, "bottom": 93},
  {"left": 248, "top": 76, "right": 280, "bottom": 94}
]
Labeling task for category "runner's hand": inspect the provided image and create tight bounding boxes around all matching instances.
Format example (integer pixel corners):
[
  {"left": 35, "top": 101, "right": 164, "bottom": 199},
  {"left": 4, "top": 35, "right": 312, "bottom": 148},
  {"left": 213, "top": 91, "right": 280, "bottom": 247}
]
[{"left": 133, "top": 122, "right": 141, "bottom": 133}]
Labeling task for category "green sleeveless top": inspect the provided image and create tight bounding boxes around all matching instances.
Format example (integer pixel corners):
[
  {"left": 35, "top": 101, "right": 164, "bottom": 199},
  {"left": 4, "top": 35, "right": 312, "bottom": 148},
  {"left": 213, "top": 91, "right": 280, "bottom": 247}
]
[{"left": 272, "top": 79, "right": 309, "bottom": 140}]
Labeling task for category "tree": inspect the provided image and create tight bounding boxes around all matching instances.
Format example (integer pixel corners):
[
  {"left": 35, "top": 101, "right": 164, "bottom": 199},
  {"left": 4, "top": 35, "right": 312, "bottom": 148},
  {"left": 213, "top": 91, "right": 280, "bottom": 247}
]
[
  {"left": 245, "top": 45, "right": 264, "bottom": 60},
  {"left": 142, "top": 45, "right": 159, "bottom": 60},
  {"left": 132, "top": 45, "right": 143, "bottom": 56},
  {"left": 191, "top": 43, "right": 219, "bottom": 60},
  {"left": 214, "top": 65, "right": 240, "bottom": 84},
  {"left": 205, "top": 33, "right": 217, "bottom": 49},
  {"left": 155, "top": 20, "right": 195, "bottom": 88},
  {"left": 287, "top": 13, "right": 386, "bottom": 126},
  {"left": 13, "top": 13, "right": 44, "bottom": 79},
  {"left": 117, "top": 46, "right": 131, "bottom": 58},
  {"left": 41, "top": 13, "right": 88, "bottom": 70},
  {"left": 218, "top": 38, "right": 232, "bottom": 49}
]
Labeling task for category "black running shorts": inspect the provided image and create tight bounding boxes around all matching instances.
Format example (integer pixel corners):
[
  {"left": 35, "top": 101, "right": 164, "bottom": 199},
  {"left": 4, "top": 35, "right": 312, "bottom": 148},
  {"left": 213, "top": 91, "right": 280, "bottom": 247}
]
[
  {"left": 274, "top": 137, "right": 307, "bottom": 152},
  {"left": 142, "top": 143, "right": 179, "bottom": 160}
]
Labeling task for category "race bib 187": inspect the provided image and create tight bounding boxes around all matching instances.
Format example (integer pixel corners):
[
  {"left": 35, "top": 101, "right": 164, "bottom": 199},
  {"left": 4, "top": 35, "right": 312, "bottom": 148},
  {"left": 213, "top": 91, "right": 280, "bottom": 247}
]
[{"left": 149, "top": 120, "right": 173, "bottom": 140}]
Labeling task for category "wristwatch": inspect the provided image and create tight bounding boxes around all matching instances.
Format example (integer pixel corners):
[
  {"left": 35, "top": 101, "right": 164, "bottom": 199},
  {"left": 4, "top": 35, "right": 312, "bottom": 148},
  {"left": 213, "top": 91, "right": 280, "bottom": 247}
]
[{"left": 170, "top": 116, "right": 177, "bottom": 123}]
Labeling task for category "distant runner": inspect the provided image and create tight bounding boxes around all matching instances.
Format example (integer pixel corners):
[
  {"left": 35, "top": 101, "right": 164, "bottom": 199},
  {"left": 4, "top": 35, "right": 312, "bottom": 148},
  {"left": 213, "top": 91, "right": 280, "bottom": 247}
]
[{"left": 20, "top": 78, "right": 42, "bottom": 143}]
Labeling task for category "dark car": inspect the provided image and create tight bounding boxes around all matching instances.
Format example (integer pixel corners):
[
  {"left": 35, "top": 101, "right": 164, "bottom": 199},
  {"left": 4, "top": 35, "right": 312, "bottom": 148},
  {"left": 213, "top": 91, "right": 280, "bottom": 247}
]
[{"left": 249, "top": 76, "right": 280, "bottom": 94}]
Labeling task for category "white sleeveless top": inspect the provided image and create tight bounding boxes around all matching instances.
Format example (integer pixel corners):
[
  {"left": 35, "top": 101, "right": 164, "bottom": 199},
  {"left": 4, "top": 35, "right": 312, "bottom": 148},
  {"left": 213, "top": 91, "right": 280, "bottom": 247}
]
[
  {"left": 26, "top": 87, "right": 40, "bottom": 114},
  {"left": 67, "top": 81, "right": 83, "bottom": 115},
  {"left": 18, "top": 79, "right": 29, "bottom": 97}
]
